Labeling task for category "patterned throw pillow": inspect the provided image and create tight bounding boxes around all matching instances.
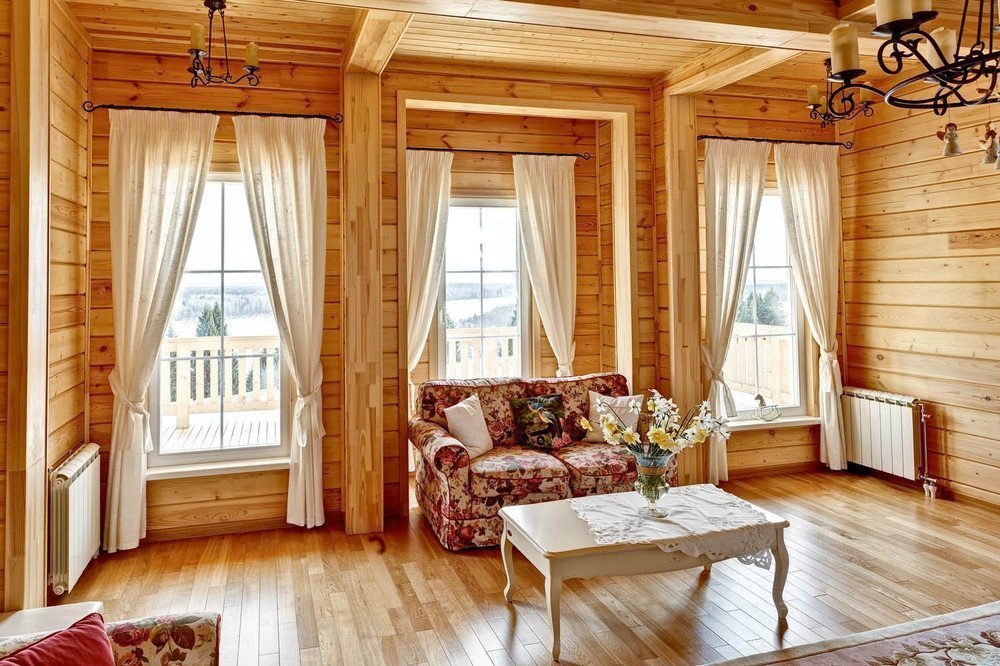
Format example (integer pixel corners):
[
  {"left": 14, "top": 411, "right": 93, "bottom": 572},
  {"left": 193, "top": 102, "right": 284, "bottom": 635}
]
[{"left": 510, "top": 393, "right": 570, "bottom": 450}]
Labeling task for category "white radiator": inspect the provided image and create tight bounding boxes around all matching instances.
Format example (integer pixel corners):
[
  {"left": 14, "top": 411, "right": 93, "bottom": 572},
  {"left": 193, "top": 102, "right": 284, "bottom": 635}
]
[
  {"left": 49, "top": 443, "right": 101, "bottom": 595},
  {"left": 841, "top": 386, "right": 934, "bottom": 494}
]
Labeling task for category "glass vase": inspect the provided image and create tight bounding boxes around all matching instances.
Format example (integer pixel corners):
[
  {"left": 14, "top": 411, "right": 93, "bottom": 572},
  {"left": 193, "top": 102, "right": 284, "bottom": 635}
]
[{"left": 632, "top": 452, "right": 674, "bottom": 518}]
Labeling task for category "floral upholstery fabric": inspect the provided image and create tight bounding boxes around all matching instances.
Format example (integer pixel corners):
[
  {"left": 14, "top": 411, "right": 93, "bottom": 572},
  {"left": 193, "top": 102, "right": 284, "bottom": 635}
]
[
  {"left": 107, "top": 612, "right": 220, "bottom": 666},
  {"left": 469, "top": 446, "right": 569, "bottom": 498},
  {"left": 0, "top": 612, "right": 220, "bottom": 665},
  {"left": 412, "top": 373, "right": 641, "bottom": 551},
  {"left": 551, "top": 442, "right": 637, "bottom": 490},
  {"left": 510, "top": 394, "right": 571, "bottom": 451}
]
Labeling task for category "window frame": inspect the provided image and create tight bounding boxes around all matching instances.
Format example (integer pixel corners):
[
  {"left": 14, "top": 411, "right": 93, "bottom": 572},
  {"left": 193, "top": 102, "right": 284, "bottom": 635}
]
[
  {"left": 725, "top": 191, "right": 809, "bottom": 419},
  {"left": 434, "top": 198, "right": 533, "bottom": 380},
  {"left": 148, "top": 174, "right": 291, "bottom": 468}
]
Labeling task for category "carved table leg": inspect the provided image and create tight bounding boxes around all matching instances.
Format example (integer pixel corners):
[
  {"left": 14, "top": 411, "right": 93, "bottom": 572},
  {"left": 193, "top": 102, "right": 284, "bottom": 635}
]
[
  {"left": 501, "top": 526, "right": 515, "bottom": 603},
  {"left": 771, "top": 527, "right": 789, "bottom": 619}
]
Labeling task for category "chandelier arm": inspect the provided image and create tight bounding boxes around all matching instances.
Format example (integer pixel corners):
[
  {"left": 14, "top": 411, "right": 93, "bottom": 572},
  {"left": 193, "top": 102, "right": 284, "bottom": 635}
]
[{"left": 221, "top": 7, "right": 232, "bottom": 80}]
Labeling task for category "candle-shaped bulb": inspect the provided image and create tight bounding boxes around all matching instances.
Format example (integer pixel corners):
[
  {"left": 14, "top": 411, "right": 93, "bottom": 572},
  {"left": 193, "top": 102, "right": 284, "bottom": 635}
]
[
  {"left": 245, "top": 42, "right": 260, "bottom": 68},
  {"left": 875, "top": 0, "right": 913, "bottom": 26},
  {"left": 807, "top": 84, "right": 821, "bottom": 106},
  {"left": 818, "top": 96, "right": 829, "bottom": 115},
  {"left": 191, "top": 23, "right": 206, "bottom": 52},
  {"left": 931, "top": 27, "right": 957, "bottom": 63},
  {"left": 830, "top": 23, "right": 860, "bottom": 75}
]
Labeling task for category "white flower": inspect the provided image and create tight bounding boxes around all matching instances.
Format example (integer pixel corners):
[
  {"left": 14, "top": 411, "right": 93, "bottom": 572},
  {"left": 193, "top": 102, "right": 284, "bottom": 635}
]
[{"left": 628, "top": 398, "right": 642, "bottom": 415}]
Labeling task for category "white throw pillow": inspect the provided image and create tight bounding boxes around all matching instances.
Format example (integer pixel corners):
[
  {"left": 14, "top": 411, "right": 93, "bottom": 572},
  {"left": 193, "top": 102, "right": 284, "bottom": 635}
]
[
  {"left": 444, "top": 394, "right": 494, "bottom": 459},
  {"left": 584, "top": 390, "right": 644, "bottom": 443}
]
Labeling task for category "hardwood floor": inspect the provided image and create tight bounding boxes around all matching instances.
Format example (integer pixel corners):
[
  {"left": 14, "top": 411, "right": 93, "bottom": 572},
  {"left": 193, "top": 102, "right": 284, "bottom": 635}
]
[{"left": 62, "top": 472, "right": 1000, "bottom": 665}]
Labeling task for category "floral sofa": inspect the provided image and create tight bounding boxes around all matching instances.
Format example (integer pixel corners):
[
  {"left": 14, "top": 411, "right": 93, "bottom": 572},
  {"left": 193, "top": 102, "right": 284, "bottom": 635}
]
[
  {"left": 410, "top": 372, "right": 679, "bottom": 550},
  {"left": 0, "top": 602, "right": 220, "bottom": 665}
]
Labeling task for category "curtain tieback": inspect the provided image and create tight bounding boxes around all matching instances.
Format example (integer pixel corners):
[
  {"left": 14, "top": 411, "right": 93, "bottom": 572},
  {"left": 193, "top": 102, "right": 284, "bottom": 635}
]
[
  {"left": 701, "top": 343, "right": 736, "bottom": 417},
  {"left": 818, "top": 350, "right": 843, "bottom": 393},
  {"left": 556, "top": 341, "right": 577, "bottom": 378},
  {"left": 109, "top": 368, "right": 151, "bottom": 452},
  {"left": 294, "top": 384, "right": 326, "bottom": 447}
]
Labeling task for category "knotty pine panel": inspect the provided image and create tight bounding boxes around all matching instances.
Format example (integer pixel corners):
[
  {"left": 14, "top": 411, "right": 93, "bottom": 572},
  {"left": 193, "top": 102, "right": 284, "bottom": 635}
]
[
  {"left": 48, "top": 0, "right": 90, "bottom": 468},
  {"left": 87, "top": 50, "right": 343, "bottom": 538},
  {"left": 839, "top": 103, "right": 1000, "bottom": 507}
]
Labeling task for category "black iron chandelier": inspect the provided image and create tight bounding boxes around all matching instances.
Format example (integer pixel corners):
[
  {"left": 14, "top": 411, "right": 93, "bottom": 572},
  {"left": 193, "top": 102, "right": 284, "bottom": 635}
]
[
  {"left": 809, "top": 0, "right": 1000, "bottom": 123},
  {"left": 188, "top": 0, "right": 261, "bottom": 87}
]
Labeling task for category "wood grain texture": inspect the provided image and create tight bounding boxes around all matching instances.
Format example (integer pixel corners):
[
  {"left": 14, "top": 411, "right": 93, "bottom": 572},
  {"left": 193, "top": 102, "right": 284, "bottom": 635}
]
[
  {"left": 48, "top": 0, "right": 90, "bottom": 470},
  {"left": 840, "top": 102, "right": 1000, "bottom": 508},
  {"left": 341, "top": 70, "right": 385, "bottom": 535},
  {"left": 86, "top": 51, "right": 344, "bottom": 540},
  {"left": 58, "top": 472, "right": 1000, "bottom": 665},
  {"left": 662, "top": 46, "right": 801, "bottom": 96},
  {"left": 344, "top": 9, "right": 412, "bottom": 76},
  {"left": 0, "top": 0, "right": 10, "bottom": 606},
  {"left": 6, "top": 0, "right": 51, "bottom": 611}
]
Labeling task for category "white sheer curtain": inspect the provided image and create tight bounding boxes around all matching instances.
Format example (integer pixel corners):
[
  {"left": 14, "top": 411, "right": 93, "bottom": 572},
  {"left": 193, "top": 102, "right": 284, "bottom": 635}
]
[
  {"left": 775, "top": 143, "right": 847, "bottom": 470},
  {"left": 702, "top": 139, "right": 771, "bottom": 484},
  {"left": 512, "top": 154, "right": 578, "bottom": 376},
  {"left": 105, "top": 109, "right": 218, "bottom": 552},
  {"left": 234, "top": 116, "right": 328, "bottom": 528},
  {"left": 406, "top": 150, "right": 453, "bottom": 375}
]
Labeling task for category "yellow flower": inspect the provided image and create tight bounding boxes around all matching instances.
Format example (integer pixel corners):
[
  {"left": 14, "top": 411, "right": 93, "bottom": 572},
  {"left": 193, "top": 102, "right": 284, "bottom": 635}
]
[
  {"left": 648, "top": 427, "right": 670, "bottom": 447},
  {"left": 622, "top": 428, "right": 640, "bottom": 445},
  {"left": 580, "top": 417, "right": 593, "bottom": 431}
]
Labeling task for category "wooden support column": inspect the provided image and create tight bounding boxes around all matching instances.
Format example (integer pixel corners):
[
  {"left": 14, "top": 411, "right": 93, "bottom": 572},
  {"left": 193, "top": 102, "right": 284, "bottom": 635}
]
[
  {"left": 341, "top": 9, "right": 411, "bottom": 535},
  {"left": 663, "top": 94, "right": 704, "bottom": 485},
  {"left": 6, "top": 0, "right": 51, "bottom": 610}
]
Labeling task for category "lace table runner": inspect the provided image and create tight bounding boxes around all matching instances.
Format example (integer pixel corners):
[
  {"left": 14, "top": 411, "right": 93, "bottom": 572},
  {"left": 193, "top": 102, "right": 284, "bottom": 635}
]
[{"left": 570, "top": 485, "right": 777, "bottom": 570}]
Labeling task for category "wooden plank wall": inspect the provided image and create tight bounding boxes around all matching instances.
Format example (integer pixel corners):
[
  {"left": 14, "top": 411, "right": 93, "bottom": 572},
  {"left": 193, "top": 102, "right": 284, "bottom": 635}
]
[
  {"left": 840, "top": 104, "right": 1000, "bottom": 507},
  {"left": 48, "top": 0, "right": 90, "bottom": 469},
  {"left": 597, "top": 120, "right": 617, "bottom": 372},
  {"left": 406, "top": 109, "right": 601, "bottom": 386},
  {"left": 383, "top": 66, "right": 657, "bottom": 511},
  {"left": 0, "top": 0, "right": 10, "bottom": 602},
  {"left": 87, "top": 50, "right": 343, "bottom": 539},
  {"left": 678, "top": 90, "right": 831, "bottom": 477}
]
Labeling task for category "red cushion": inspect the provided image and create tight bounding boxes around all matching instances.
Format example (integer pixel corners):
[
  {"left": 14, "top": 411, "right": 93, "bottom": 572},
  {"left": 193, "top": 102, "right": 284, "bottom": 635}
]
[{"left": 1, "top": 612, "right": 115, "bottom": 665}]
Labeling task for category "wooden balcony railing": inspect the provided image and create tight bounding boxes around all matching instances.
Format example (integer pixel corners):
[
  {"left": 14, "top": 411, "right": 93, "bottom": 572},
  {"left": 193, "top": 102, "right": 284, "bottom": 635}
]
[
  {"left": 445, "top": 326, "right": 521, "bottom": 380},
  {"left": 160, "top": 335, "right": 281, "bottom": 429},
  {"left": 722, "top": 326, "right": 797, "bottom": 407}
]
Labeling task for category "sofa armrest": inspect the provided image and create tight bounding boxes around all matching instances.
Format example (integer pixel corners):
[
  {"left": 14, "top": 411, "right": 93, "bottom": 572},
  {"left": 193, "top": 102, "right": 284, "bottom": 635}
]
[
  {"left": 409, "top": 418, "right": 471, "bottom": 475},
  {"left": 106, "top": 611, "right": 220, "bottom": 664}
]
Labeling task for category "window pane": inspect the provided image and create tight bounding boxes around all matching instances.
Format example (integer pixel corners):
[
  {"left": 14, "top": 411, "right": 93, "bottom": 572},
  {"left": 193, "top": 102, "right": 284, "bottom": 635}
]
[
  {"left": 751, "top": 267, "right": 794, "bottom": 335},
  {"left": 755, "top": 334, "right": 799, "bottom": 409},
  {"left": 159, "top": 357, "right": 223, "bottom": 453},
  {"left": 446, "top": 207, "right": 481, "bottom": 272},
  {"left": 752, "top": 196, "right": 789, "bottom": 267},
  {"left": 482, "top": 271, "right": 519, "bottom": 329},
  {"left": 482, "top": 207, "right": 518, "bottom": 271},
  {"left": 223, "top": 182, "right": 262, "bottom": 271},
  {"left": 447, "top": 337, "right": 483, "bottom": 380},
  {"left": 187, "top": 182, "right": 223, "bottom": 271},
  {"left": 444, "top": 272, "right": 481, "bottom": 330},
  {"left": 223, "top": 272, "right": 278, "bottom": 338},
  {"left": 167, "top": 273, "right": 223, "bottom": 352}
]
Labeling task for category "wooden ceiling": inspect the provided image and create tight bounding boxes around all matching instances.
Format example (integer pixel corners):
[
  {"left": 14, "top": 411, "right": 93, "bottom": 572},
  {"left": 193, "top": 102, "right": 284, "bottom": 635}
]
[
  {"left": 392, "top": 16, "right": 717, "bottom": 77},
  {"left": 65, "top": 0, "right": 358, "bottom": 60}
]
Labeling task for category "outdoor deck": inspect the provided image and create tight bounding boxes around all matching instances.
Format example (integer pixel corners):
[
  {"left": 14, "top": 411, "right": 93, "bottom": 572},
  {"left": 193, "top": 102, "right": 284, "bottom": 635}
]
[{"left": 159, "top": 410, "right": 281, "bottom": 453}]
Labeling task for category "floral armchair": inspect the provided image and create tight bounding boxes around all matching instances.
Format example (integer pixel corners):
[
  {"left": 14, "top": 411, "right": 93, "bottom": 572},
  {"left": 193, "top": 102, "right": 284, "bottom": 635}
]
[{"left": 410, "top": 372, "right": 679, "bottom": 551}]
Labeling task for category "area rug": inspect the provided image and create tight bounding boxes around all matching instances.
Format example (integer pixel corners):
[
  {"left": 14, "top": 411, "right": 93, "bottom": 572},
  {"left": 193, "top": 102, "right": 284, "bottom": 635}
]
[{"left": 713, "top": 601, "right": 1000, "bottom": 665}]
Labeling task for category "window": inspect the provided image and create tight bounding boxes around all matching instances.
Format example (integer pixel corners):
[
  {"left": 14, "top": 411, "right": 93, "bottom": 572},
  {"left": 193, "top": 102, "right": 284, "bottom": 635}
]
[
  {"left": 438, "top": 203, "right": 530, "bottom": 379},
  {"left": 149, "top": 178, "right": 288, "bottom": 465},
  {"left": 722, "top": 194, "right": 807, "bottom": 417}
]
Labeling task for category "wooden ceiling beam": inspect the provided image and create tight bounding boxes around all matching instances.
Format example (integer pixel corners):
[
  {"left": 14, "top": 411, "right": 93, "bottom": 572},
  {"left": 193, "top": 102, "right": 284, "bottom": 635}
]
[
  {"left": 660, "top": 46, "right": 803, "bottom": 95},
  {"left": 344, "top": 8, "right": 413, "bottom": 74},
  {"left": 837, "top": 0, "right": 875, "bottom": 21},
  {"left": 305, "top": 0, "right": 880, "bottom": 54}
]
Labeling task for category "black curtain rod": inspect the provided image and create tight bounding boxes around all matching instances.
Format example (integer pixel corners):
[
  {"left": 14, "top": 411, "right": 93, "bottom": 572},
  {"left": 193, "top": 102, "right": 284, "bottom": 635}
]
[
  {"left": 697, "top": 134, "right": 853, "bottom": 149},
  {"left": 409, "top": 146, "right": 592, "bottom": 160},
  {"left": 82, "top": 100, "right": 343, "bottom": 124}
]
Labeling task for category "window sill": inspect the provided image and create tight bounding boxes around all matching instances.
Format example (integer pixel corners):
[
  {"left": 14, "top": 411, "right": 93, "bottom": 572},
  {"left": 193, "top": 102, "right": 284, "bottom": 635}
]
[
  {"left": 146, "top": 456, "right": 291, "bottom": 481},
  {"left": 726, "top": 415, "right": 821, "bottom": 433}
]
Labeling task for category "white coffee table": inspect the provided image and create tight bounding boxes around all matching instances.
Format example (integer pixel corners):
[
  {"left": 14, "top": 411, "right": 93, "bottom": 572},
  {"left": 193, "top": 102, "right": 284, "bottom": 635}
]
[{"left": 499, "top": 492, "right": 789, "bottom": 661}]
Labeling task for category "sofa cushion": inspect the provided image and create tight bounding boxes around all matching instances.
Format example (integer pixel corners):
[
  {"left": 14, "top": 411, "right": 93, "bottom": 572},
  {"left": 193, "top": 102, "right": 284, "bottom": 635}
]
[
  {"left": 510, "top": 393, "right": 571, "bottom": 451},
  {"left": 1, "top": 613, "right": 114, "bottom": 666},
  {"left": 469, "top": 446, "right": 570, "bottom": 498},
  {"left": 551, "top": 442, "right": 637, "bottom": 491},
  {"left": 523, "top": 374, "right": 630, "bottom": 441}
]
